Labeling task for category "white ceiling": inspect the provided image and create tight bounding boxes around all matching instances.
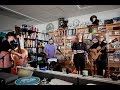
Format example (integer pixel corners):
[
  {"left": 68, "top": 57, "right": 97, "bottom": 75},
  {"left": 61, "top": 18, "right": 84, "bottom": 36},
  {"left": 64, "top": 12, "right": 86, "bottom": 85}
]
[{"left": 0, "top": 5, "right": 120, "bottom": 32}]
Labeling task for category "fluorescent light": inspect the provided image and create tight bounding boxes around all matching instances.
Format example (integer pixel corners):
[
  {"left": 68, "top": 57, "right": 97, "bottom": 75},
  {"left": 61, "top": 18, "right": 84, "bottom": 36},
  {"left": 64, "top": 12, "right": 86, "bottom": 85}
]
[{"left": 76, "top": 5, "right": 81, "bottom": 9}]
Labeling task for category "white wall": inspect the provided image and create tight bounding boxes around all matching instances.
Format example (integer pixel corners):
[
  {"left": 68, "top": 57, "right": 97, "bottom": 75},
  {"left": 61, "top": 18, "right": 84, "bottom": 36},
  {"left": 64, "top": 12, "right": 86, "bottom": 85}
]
[
  {"left": 35, "top": 8, "right": 120, "bottom": 33},
  {"left": 35, "top": 21, "right": 58, "bottom": 33},
  {"left": 0, "top": 15, "right": 26, "bottom": 32}
]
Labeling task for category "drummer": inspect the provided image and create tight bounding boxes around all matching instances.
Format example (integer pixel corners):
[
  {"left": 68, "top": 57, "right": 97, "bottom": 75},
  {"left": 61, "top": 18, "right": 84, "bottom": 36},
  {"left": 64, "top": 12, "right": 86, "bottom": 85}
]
[
  {"left": 44, "top": 38, "right": 56, "bottom": 60},
  {"left": 44, "top": 38, "right": 57, "bottom": 69}
]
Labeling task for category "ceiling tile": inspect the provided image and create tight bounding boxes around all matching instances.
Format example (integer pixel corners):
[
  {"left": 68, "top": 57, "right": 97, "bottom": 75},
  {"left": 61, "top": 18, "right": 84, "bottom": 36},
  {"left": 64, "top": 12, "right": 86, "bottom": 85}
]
[
  {"left": 37, "top": 5, "right": 57, "bottom": 11},
  {"left": 1, "top": 5, "right": 120, "bottom": 31},
  {"left": 46, "top": 7, "right": 64, "bottom": 17},
  {"left": 57, "top": 5, "right": 78, "bottom": 13},
  {"left": 2, "top": 5, "right": 45, "bottom": 16}
]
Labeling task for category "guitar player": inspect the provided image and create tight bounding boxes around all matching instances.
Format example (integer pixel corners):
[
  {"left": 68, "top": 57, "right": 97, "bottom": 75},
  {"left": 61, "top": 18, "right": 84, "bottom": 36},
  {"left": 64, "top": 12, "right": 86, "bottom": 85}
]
[
  {"left": 89, "top": 34, "right": 109, "bottom": 77},
  {"left": 0, "top": 32, "right": 24, "bottom": 73}
]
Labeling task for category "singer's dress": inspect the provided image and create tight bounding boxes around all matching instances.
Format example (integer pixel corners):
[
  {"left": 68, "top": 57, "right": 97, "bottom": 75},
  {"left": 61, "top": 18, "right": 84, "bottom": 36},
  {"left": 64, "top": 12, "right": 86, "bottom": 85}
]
[{"left": 0, "top": 40, "right": 13, "bottom": 73}]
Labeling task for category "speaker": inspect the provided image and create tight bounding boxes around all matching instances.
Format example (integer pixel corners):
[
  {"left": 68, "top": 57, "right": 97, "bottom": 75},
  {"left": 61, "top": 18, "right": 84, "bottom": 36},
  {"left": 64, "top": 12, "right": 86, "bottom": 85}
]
[
  {"left": 58, "top": 18, "right": 68, "bottom": 28},
  {"left": 58, "top": 18, "right": 64, "bottom": 28}
]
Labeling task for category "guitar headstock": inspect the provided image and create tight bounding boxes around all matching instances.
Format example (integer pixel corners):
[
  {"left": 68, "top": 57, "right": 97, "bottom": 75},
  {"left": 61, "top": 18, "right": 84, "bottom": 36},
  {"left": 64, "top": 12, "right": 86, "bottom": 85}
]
[{"left": 111, "top": 38, "right": 118, "bottom": 43}]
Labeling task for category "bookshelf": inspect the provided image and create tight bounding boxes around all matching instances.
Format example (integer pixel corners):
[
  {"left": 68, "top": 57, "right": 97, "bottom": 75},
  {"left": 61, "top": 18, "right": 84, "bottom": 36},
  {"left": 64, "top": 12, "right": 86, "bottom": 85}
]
[
  {"left": 21, "top": 25, "right": 49, "bottom": 68},
  {"left": 106, "top": 23, "right": 120, "bottom": 75}
]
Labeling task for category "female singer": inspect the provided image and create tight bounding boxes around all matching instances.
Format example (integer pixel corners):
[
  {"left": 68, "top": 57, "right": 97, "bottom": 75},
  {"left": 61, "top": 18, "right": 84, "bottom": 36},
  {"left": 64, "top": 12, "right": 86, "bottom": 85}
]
[{"left": 70, "top": 33, "right": 90, "bottom": 74}]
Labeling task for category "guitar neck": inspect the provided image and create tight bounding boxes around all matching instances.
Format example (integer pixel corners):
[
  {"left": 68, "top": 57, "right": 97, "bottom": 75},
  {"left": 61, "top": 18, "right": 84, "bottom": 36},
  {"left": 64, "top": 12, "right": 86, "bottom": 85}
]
[
  {"left": 15, "top": 26, "right": 22, "bottom": 54},
  {"left": 17, "top": 38, "right": 21, "bottom": 53}
]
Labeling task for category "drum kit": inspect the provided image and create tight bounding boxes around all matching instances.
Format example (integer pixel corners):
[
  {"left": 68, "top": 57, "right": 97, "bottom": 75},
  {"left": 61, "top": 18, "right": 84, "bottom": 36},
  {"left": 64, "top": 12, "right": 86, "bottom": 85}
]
[
  {"left": 47, "top": 58, "right": 58, "bottom": 70},
  {"left": 47, "top": 58, "right": 57, "bottom": 64}
]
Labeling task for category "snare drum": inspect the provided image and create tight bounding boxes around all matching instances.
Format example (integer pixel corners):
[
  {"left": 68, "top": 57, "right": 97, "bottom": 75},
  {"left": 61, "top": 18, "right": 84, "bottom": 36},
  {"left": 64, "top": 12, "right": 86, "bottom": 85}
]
[{"left": 48, "top": 58, "right": 57, "bottom": 64}]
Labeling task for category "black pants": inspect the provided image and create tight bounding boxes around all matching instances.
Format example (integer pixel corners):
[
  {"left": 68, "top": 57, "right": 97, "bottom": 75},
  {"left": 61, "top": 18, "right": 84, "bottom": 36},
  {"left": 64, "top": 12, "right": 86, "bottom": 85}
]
[
  {"left": 96, "top": 56, "right": 107, "bottom": 76},
  {"left": 73, "top": 58, "right": 85, "bottom": 74},
  {"left": 0, "top": 67, "right": 11, "bottom": 73}
]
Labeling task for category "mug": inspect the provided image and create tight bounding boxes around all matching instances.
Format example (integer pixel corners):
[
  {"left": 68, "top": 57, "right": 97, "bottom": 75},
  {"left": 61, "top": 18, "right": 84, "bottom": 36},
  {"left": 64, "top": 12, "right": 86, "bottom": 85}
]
[{"left": 82, "top": 70, "right": 88, "bottom": 76}]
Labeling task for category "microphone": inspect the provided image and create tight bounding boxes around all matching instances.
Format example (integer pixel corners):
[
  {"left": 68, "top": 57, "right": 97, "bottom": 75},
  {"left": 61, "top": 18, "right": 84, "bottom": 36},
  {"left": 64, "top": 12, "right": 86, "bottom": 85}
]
[
  {"left": 57, "top": 48, "right": 62, "bottom": 53},
  {"left": 56, "top": 45, "right": 61, "bottom": 52},
  {"left": 56, "top": 46, "right": 64, "bottom": 56}
]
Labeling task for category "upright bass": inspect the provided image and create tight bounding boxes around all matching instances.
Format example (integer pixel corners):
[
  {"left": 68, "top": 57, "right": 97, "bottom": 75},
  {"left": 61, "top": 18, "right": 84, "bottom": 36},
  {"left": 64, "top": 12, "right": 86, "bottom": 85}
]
[
  {"left": 56, "top": 48, "right": 77, "bottom": 74},
  {"left": 11, "top": 26, "right": 28, "bottom": 74}
]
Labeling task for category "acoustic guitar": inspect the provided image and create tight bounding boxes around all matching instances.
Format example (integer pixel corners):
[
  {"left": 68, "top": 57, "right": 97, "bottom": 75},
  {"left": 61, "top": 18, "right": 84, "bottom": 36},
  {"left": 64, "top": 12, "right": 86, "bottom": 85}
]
[
  {"left": 11, "top": 26, "right": 28, "bottom": 75},
  {"left": 89, "top": 38, "right": 118, "bottom": 61}
]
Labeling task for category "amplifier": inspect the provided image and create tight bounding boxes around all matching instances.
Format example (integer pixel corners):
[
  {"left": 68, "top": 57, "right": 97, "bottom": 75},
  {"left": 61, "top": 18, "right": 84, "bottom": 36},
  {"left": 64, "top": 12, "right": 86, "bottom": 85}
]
[
  {"left": 58, "top": 18, "right": 68, "bottom": 28},
  {"left": 58, "top": 18, "right": 64, "bottom": 28}
]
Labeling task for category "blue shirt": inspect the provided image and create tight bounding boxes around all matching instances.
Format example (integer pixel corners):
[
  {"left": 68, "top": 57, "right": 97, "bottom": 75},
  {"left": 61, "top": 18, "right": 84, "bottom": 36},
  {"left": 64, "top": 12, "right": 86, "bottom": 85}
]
[{"left": 44, "top": 44, "right": 56, "bottom": 59}]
